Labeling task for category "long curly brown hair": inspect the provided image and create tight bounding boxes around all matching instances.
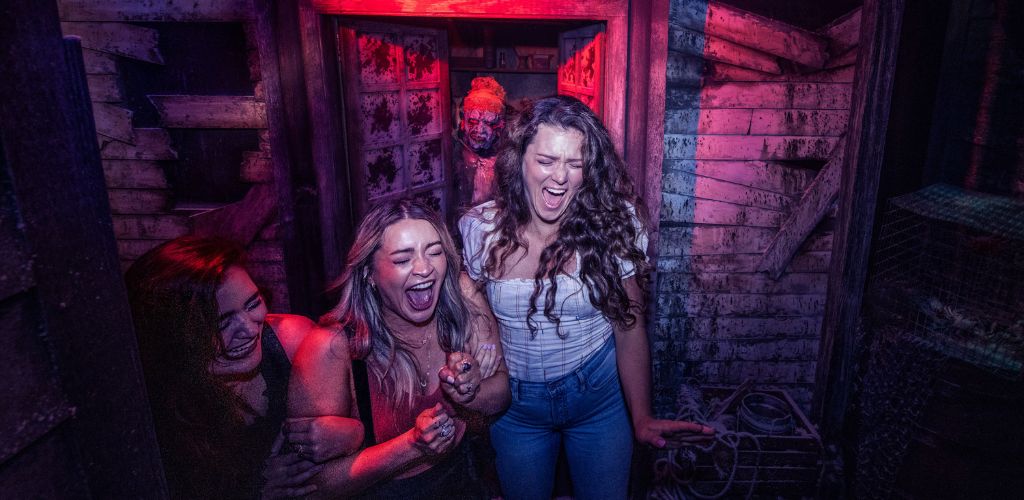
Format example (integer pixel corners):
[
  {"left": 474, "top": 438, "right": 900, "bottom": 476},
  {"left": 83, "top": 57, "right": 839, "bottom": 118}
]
[{"left": 482, "top": 95, "right": 650, "bottom": 337}]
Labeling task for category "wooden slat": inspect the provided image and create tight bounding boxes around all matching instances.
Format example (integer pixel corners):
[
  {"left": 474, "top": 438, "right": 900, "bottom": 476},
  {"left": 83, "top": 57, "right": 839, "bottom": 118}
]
[
  {"left": 657, "top": 316, "right": 823, "bottom": 340},
  {"left": 691, "top": 361, "right": 818, "bottom": 384},
  {"left": 658, "top": 271, "right": 828, "bottom": 294},
  {"left": 240, "top": 151, "right": 273, "bottom": 183},
  {"left": 701, "top": 82, "right": 852, "bottom": 109},
  {"left": 665, "top": 52, "right": 705, "bottom": 86},
  {"left": 758, "top": 137, "right": 845, "bottom": 279},
  {"left": 662, "top": 170, "right": 794, "bottom": 211},
  {"left": 663, "top": 159, "right": 817, "bottom": 196},
  {"left": 311, "top": 0, "right": 628, "bottom": 18},
  {"left": 657, "top": 251, "right": 831, "bottom": 274},
  {"left": 659, "top": 225, "right": 832, "bottom": 256},
  {"left": 81, "top": 48, "right": 116, "bottom": 74},
  {"left": 60, "top": 22, "right": 164, "bottom": 64},
  {"left": 670, "top": 0, "right": 829, "bottom": 68},
  {"left": 661, "top": 193, "right": 784, "bottom": 227},
  {"left": 148, "top": 95, "right": 267, "bottom": 128},
  {"left": 110, "top": 214, "right": 189, "bottom": 239},
  {"left": 98, "top": 128, "right": 176, "bottom": 160},
  {"left": 57, "top": 0, "right": 253, "bottom": 21},
  {"left": 749, "top": 109, "right": 849, "bottom": 136},
  {"left": 190, "top": 183, "right": 277, "bottom": 246},
  {"left": 85, "top": 74, "right": 121, "bottom": 102},
  {"left": 668, "top": 24, "right": 781, "bottom": 74},
  {"left": 101, "top": 160, "right": 167, "bottom": 188},
  {"left": 684, "top": 338, "right": 819, "bottom": 361},
  {"left": 663, "top": 134, "right": 840, "bottom": 161},
  {"left": 705, "top": 62, "right": 856, "bottom": 83},
  {"left": 664, "top": 108, "right": 752, "bottom": 135},
  {"left": 825, "top": 47, "right": 858, "bottom": 69},
  {"left": 106, "top": 189, "right": 170, "bottom": 214},
  {"left": 658, "top": 292, "right": 825, "bottom": 317},
  {"left": 820, "top": 7, "right": 862, "bottom": 55},
  {"left": 92, "top": 102, "right": 133, "bottom": 143}
]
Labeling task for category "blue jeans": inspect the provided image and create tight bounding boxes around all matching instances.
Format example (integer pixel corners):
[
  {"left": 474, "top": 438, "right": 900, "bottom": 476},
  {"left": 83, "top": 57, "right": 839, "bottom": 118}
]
[{"left": 490, "top": 337, "right": 633, "bottom": 500}]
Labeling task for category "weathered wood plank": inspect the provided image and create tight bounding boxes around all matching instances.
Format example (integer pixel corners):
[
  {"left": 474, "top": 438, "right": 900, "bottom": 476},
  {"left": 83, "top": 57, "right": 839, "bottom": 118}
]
[
  {"left": 657, "top": 316, "right": 823, "bottom": 340},
  {"left": 701, "top": 82, "right": 852, "bottom": 109},
  {"left": 668, "top": 24, "right": 781, "bottom": 74},
  {"left": 148, "top": 95, "right": 267, "bottom": 129},
  {"left": 664, "top": 108, "right": 752, "bottom": 135},
  {"left": 81, "top": 48, "right": 116, "bottom": 74},
  {"left": 749, "top": 109, "right": 849, "bottom": 136},
  {"left": 659, "top": 225, "right": 833, "bottom": 256},
  {"left": 60, "top": 22, "right": 164, "bottom": 64},
  {"left": 661, "top": 193, "right": 784, "bottom": 227},
  {"left": 665, "top": 52, "right": 705, "bottom": 87},
  {"left": 684, "top": 338, "right": 819, "bottom": 362},
  {"left": 311, "top": 0, "right": 628, "bottom": 18},
  {"left": 190, "top": 183, "right": 277, "bottom": 246},
  {"left": 692, "top": 361, "right": 817, "bottom": 384},
  {"left": 57, "top": 0, "right": 253, "bottom": 21},
  {"left": 664, "top": 134, "right": 840, "bottom": 161},
  {"left": 92, "top": 102, "right": 133, "bottom": 142},
  {"left": 820, "top": 7, "right": 862, "bottom": 55},
  {"left": 86, "top": 74, "right": 121, "bottom": 102},
  {"left": 705, "top": 61, "right": 856, "bottom": 83},
  {"left": 656, "top": 251, "right": 832, "bottom": 274},
  {"left": 658, "top": 292, "right": 826, "bottom": 317},
  {"left": 669, "top": 0, "right": 829, "bottom": 68},
  {"left": 98, "top": 128, "right": 177, "bottom": 160},
  {"left": 758, "top": 137, "right": 845, "bottom": 279},
  {"left": 240, "top": 151, "right": 273, "bottom": 183},
  {"left": 111, "top": 214, "right": 189, "bottom": 239},
  {"left": 658, "top": 271, "right": 828, "bottom": 294},
  {"left": 662, "top": 170, "right": 794, "bottom": 211},
  {"left": 102, "top": 160, "right": 167, "bottom": 188},
  {"left": 662, "top": 159, "right": 817, "bottom": 196},
  {"left": 115, "top": 239, "right": 163, "bottom": 260},
  {"left": 825, "top": 47, "right": 858, "bottom": 69},
  {"left": 107, "top": 189, "right": 170, "bottom": 214}
]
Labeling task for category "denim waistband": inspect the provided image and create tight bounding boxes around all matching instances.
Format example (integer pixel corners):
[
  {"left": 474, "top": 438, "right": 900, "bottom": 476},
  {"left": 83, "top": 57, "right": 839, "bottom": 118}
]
[{"left": 509, "top": 334, "right": 615, "bottom": 398}]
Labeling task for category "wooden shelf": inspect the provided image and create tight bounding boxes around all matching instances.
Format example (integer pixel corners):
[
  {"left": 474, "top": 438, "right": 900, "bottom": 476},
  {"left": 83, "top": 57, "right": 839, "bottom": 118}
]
[{"left": 451, "top": 66, "right": 556, "bottom": 74}]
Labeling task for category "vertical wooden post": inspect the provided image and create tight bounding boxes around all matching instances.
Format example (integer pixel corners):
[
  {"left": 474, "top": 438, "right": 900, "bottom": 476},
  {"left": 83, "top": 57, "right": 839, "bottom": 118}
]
[{"left": 813, "top": 0, "right": 906, "bottom": 441}]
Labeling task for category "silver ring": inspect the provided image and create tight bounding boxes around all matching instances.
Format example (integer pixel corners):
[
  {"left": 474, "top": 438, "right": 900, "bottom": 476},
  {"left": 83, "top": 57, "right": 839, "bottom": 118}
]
[
  {"left": 439, "top": 422, "right": 454, "bottom": 438},
  {"left": 295, "top": 444, "right": 305, "bottom": 455}
]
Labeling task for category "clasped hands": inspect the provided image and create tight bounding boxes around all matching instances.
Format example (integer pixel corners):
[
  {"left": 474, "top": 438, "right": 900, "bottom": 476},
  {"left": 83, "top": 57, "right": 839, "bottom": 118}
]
[{"left": 437, "top": 342, "right": 499, "bottom": 405}]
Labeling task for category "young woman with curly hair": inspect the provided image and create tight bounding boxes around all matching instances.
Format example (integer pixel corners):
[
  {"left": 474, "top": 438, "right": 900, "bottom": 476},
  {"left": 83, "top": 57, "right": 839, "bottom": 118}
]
[
  {"left": 125, "top": 236, "right": 362, "bottom": 499},
  {"left": 459, "top": 95, "right": 714, "bottom": 499},
  {"left": 287, "top": 198, "right": 508, "bottom": 498}
]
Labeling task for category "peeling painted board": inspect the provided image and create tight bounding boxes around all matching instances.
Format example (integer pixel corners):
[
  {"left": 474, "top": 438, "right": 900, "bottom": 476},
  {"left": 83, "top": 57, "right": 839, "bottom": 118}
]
[
  {"left": 98, "top": 128, "right": 176, "bottom": 160},
  {"left": 684, "top": 338, "right": 819, "bottom": 362},
  {"left": 246, "top": 240, "right": 285, "bottom": 262},
  {"left": 705, "top": 62, "right": 856, "bottom": 83},
  {"left": 656, "top": 251, "right": 832, "bottom": 274},
  {"left": 81, "top": 48, "right": 116, "bottom": 73},
  {"left": 665, "top": 52, "right": 705, "bottom": 87},
  {"left": 115, "top": 239, "right": 163, "bottom": 260},
  {"left": 662, "top": 171, "right": 794, "bottom": 211},
  {"left": 658, "top": 226, "right": 832, "bottom": 256},
  {"left": 748, "top": 109, "right": 849, "bottom": 136},
  {"left": 824, "top": 47, "right": 858, "bottom": 69},
  {"left": 656, "top": 316, "right": 822, "bottom": 340},
  {"left": 758, "top": 138, "right": 844, "bottom": 279},
  {"left": 92, "top": 102, "right": 134, "bottom": 143},
  {"left": 658, "top": 292, "right": 825, "bottom": 317},
  {"left": 662, "top": 159, "right": 817, "bottom": 196},
  {"left": 669, "top": 0, "right": 828, "bottom": 68},
  {"left": 699, "top": 82, "right": 852, "bottom": 110},
  {"left": 657, "top": 271, "right": 828, "bottom": 294},
  {"left": 86, "top": 74, "right": 122, "bottom": 102},
  {"left": 111, "top": 214, "right": 189, "bottom": 239},
  {"left": 660, "top": 193, "right": 784, "bottom": 227},
  {"left": 664, "top": 108, "right": 752, "bottom": 135},
  {"left": 691, "top": 362, "right": 817, "bottom": 387},
  {"left": 664, "top": 135, "right": 840, "bottom": 161},
  {"left": 102, "top": 160, "right": 167, "bottom": 188},
  {"left": 668, "top": 24, "right": 781, "bottom": 74},
  {"left": 107, "top": 189, "right": 170, "bottom": 214},
  {"left": 58, "top": 0, "right": 253, "bottom": 21},
  {"left": 60, "top": 22, "right": 164, "bottom": 64},
  {"left": 148, "top": 95, "right": 267, "bottom": 128},
  {"left": 820, "top": 7, "right": 861, "bottom": 55},
  {"left": 240, "top": 151, "right": 272, "bottom": 183},
  {"left": 316, "top": 0, "right": 626, "bottom": 17}
]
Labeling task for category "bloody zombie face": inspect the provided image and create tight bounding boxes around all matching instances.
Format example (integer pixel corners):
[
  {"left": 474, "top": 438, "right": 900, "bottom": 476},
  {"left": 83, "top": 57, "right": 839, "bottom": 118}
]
[{"left": 461, "top": 108, "right": 504, "bottom": 153}]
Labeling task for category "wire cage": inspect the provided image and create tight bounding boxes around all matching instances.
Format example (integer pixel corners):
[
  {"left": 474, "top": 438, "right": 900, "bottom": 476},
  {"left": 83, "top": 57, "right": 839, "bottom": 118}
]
[{"left": 867, "top": 184, "right": 1024, "bottom": 379}]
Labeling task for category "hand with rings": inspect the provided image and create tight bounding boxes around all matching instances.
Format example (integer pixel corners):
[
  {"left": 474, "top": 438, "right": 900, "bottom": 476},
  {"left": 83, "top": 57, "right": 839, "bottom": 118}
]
[
  {"left": 410, "top": 403, "right": 459, "bottom": 456},
  {"left": 438, "top": 351, "right": 482, "bottom": 406}
]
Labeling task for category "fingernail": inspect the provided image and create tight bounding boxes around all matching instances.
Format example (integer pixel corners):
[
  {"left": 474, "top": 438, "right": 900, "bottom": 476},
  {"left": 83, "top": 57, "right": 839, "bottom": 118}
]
[{"left": 447, "top": 376, "right": 455, "bottom": 383}]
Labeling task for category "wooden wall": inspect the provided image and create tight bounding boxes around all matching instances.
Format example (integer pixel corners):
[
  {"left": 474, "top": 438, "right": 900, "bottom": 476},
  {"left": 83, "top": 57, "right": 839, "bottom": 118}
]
[
  {"left": 653, "top": 0, "right": 862, "bottom": 413},
  {"left": 58, "top": 0, "right": 292, "bottom": 311}
]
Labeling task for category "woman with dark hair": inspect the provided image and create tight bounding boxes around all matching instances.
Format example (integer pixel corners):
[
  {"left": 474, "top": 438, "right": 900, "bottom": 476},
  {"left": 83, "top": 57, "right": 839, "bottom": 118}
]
[
  {"left": 125, "top": 236, "right": 362, "bottom": 499},
  {"left": 459, "top": 95, "right": 715, "bottom": 499},
  {"left": 288, "top": 198, "right": 508, "bottom": 498}
]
